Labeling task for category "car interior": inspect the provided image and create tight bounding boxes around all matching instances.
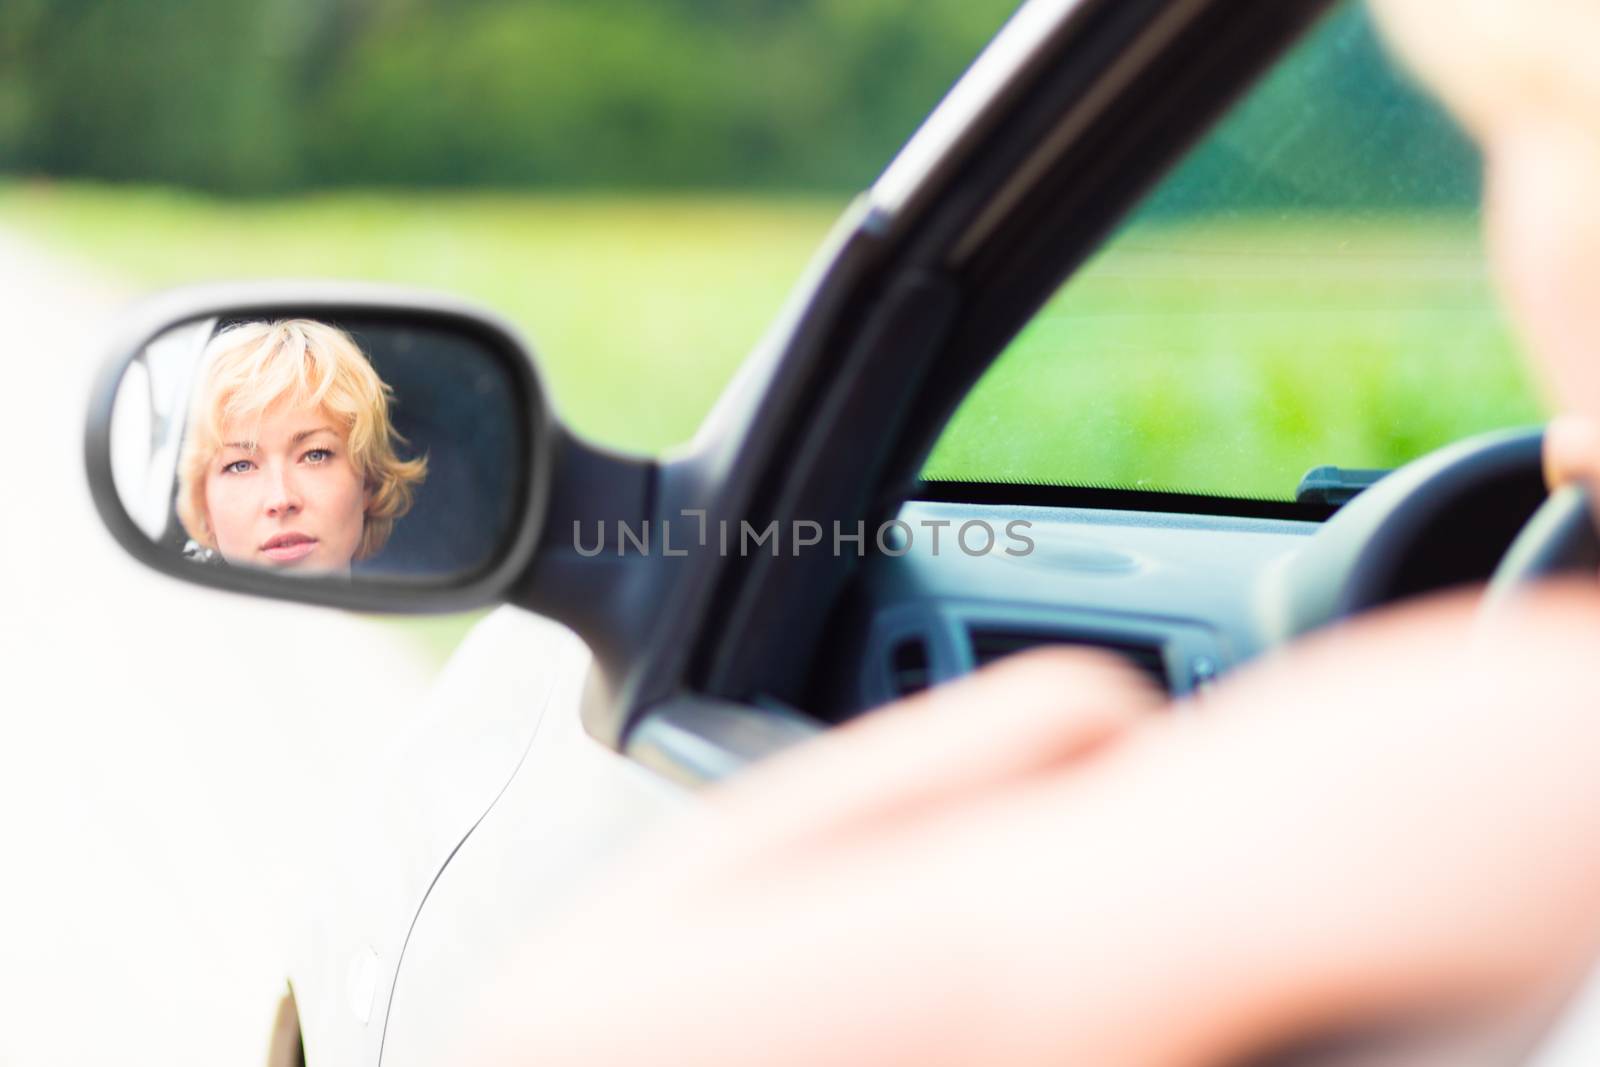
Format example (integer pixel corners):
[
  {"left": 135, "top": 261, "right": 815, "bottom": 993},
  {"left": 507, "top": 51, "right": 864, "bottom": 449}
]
[
  {"left": 799, "top": 0, "right": 1582, "bottom": 721},
  {"left": 622, "top": 0, "right": 1596, "bottom": 771},
  {"left": 818, "top": 433, "right": 1550, "bottom": 718}
]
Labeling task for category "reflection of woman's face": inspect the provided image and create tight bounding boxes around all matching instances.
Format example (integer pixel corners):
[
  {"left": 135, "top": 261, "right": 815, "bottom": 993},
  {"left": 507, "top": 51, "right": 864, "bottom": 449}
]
[{"left": 203, "top": 400, "right": 367, "bottom": 575}]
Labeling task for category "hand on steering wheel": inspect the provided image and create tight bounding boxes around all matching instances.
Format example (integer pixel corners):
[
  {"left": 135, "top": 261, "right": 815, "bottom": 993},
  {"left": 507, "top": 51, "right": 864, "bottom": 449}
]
[{"left": 1487, "top": 416, "right": 1600, "bottom": 598}]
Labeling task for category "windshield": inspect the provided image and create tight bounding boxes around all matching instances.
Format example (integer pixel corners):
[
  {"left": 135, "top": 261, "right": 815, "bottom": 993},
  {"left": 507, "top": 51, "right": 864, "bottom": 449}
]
[{"left": 923, "top": 0, "right": 1542, "bottom": 504}]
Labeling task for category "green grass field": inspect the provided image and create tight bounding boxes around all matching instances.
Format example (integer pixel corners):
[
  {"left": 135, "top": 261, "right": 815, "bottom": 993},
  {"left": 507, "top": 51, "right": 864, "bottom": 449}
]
[
  {"left": 1, "top": 183, "right": 1546, "bottom": 658},
  {"left": 927, "top": 215, "right": 1543, "bottom": 499},
  {"left": 0, "top": 181, "right": 848, "bottom": 452}
]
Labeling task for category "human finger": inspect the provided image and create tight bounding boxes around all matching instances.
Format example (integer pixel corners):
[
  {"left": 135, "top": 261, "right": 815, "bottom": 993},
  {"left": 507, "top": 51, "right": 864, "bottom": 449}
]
[
  {"left": 1543, "top": 414, "right": 1600, "bottom": 491},
  {"left": 709, "top": 646, "right": 1158, "bottom": 831}
]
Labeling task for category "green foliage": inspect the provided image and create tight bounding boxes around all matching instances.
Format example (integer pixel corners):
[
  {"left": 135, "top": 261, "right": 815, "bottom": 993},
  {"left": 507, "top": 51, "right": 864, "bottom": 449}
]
[
  {"left": 0, "top": 0, "right": 1018, "bottom": 194},
  {"left": 0, "top": 182, "right": 845, "bottom": 450},
  {"left": 305, "top": 0, "right": 1024, "bottom": 190},
  {"left": 926, "top": 216, "right": 1541, "bottom": 500},
  {"left": 0, "top": 0, "right": 1478, "bottom": 204},
  {"left": 1, "top": 0, "right": 315, "bottom": 191}
]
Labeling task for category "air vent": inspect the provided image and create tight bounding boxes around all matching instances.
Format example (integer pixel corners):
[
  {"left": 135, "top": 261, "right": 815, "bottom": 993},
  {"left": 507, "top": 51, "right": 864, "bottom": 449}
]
[
  {"left": 889, "top": 637, "right": 933, "bottom": 697},
  {"left": 968, "top": 629, "right": 1169, "bottom": 691}
]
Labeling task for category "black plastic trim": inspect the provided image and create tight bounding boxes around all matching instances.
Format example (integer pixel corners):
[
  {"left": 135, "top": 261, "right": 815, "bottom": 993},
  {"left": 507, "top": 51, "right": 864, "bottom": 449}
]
[
  {"left": 694, "top": 273, "right": 962, "bottom": 705},
  {"left": 915, "top": 480, "right": 1338, "bottom": 522}
]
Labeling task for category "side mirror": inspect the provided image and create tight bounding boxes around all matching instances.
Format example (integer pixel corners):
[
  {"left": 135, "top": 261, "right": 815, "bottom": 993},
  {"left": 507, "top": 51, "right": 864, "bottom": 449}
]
[{"left": 85, "top": 284, "right": 553, "bottom": 613}]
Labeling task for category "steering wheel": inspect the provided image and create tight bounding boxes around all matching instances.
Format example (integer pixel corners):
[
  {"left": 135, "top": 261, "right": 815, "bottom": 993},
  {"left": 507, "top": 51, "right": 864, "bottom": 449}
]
[
  {"left": 1485, "top": 482, "right": 1600, "bottom": 597},
  {"left": 1277, "top": 428, "right": 1599, "bottom": 637}
]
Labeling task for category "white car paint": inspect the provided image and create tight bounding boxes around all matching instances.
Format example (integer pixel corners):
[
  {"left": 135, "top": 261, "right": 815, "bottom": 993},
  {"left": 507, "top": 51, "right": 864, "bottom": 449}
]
[{"left": 291, "top": 606, "right": 685, "bottom": 1064}]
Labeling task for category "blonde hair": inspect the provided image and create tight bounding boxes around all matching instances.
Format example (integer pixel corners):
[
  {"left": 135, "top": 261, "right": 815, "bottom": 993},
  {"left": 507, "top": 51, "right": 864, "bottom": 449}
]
[
  {"left": 176, "top": 319, "right": 428, "bottom": 562},
  {"left": 1369, "top": 0, "right": 1600, "bottom": 137}
]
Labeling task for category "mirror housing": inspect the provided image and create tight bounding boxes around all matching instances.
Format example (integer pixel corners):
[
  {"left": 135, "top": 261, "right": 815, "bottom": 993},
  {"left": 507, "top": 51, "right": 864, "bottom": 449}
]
[{"left": 85, "top": 283, "right": 554, "bottom": 614}]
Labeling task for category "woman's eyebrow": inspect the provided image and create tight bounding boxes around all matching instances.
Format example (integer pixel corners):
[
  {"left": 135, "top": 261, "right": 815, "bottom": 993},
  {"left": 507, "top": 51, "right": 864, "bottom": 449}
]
[{"left": 292, "top": 427, "right": 338, "bottom": 443}]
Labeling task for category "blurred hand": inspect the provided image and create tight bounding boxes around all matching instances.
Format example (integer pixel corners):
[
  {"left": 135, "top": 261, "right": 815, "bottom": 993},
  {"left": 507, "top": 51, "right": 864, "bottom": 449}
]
[
  {"left": 1544, "top": 414, "right": 1600, "bottom": 541},
  {"left": 460, "top": 589, "right": 1600, "bottom": 1067},
  {"left": 1545, "top": 414, "right": 1600, "bottom": 494}
]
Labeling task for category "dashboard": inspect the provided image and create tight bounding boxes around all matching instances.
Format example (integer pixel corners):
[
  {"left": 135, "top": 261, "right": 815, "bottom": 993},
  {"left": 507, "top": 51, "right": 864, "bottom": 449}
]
[
  {"left": 833, "top": 500, "right": 1321, "bottom": 712},
  {"left": 638, "top": 431, "right": 1549, "bottom": 777}
]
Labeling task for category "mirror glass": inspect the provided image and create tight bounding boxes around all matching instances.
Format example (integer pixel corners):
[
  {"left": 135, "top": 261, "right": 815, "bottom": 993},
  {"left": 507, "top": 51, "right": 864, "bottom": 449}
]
[{"left": 108, "top": 314, "right": 530, "bottom": 584}]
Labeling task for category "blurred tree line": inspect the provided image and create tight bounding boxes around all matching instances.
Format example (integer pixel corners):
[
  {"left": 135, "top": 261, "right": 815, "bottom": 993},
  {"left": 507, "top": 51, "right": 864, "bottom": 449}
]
[
  {"left": 1142, "top": 1, "right": 1480, "bottom": 216},
  {"left": 0, "top": 0, "right": 1014, "bottom": 193},
  {"left": 0, "top": 0, "right": 1477, "bottom": 204}
]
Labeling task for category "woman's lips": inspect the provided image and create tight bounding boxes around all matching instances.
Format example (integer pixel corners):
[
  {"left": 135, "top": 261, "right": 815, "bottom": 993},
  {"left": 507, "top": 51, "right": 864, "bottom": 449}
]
[{"left": 261, "top": 534, "right": 318, "bottom": 564}]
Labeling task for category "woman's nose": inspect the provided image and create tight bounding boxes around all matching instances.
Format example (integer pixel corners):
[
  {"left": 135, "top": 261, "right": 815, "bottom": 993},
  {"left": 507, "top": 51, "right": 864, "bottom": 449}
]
[{"left": 263, "top": 464, "right": 303, "bottom": 517}]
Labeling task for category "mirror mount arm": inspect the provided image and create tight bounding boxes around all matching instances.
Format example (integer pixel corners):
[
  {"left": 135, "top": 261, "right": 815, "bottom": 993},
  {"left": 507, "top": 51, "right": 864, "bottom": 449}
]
[{"left": 509, "top": 430, "right": 665, "bottom": 721}]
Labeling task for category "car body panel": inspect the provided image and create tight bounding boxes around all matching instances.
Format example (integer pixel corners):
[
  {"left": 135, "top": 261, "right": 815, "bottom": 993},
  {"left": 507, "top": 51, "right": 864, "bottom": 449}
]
[
  {"left": 292, "top": 609, "right": 623, "bottom": 1063},
  {"left": 378, "top": 617, "right": 686, "bottom": 1065}
]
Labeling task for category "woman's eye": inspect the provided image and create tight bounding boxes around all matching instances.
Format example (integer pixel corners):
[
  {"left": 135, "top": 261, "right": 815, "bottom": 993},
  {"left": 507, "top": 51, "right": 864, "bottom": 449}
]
[
  {"left": 221, "top": 459, "right": 254, "bottom": 475},
  {"left": 303, "top": 448, "right": 333, "bottom": 464}
]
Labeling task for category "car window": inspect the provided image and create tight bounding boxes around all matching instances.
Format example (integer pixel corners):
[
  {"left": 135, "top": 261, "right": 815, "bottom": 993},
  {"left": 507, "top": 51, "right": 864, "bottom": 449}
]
[{"left": 923, "top": 0, "right": 1543, "bottom": 504}]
